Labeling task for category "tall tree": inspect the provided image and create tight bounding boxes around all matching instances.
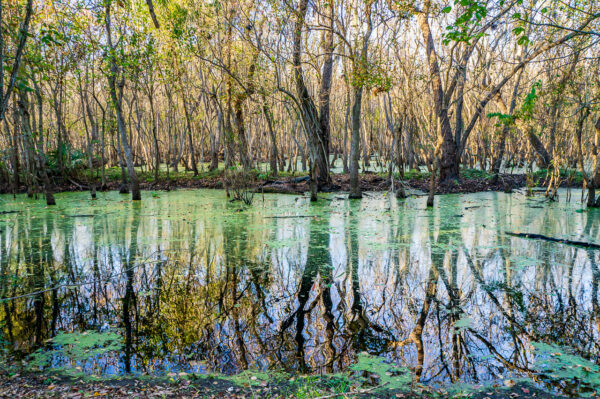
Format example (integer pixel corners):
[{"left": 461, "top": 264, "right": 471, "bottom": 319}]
[{"left": 104, "top": 0, "right": 141, "bottom": 201}]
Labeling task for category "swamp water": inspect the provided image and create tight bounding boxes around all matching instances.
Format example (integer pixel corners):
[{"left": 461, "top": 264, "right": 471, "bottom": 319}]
[{"left": 0, "top": 189, "right": 599, "bottom": 393}]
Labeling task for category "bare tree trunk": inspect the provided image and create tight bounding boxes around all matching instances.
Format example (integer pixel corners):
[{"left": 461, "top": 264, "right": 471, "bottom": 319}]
[
  {"left": 292, "top": 0, "right": 330, "bottom": 198},
  {"left": 114, "top": 117, "right": 129, "bottom": 193},
  {"left": 17, "top": 90, "right": 55, "bottom": 205},
  {"left": 516, "top": 119, "right": 552, "bottom": 169},
  {"left": 349, "top": 86, "right": 363, "bottom": 199},
  {"left": 348, "top": 4, "right": 373, "bottom": 198},
  {"left": 417, "top": 4, "right": 459, "bottom": 182},
  {"left": 395, "top": 119, "right": 406, "bottom": 198},
  {"left": 262, "top": 100, "right": 279, "bottom": 176},
  {"left": 100, "top": 110, "right": 106, "bottom": 189},
  {"left": 182, "top": 97, "right": 198, "bottom": 176},
  {"left": 491, "top": 69, "right": 524, "bottom": 180},
  {"left": 317, "top": 0, "right": 335, "bottom": 187},
  {"left": 233, "top": 97, "right": 252, "bottom": 169},
  {"left": 105, "top": 1, "right": 141, "bottom": 201},
  {"left": 343, "top": 88, "right": 350, "bottom": 174},
  {"left": 7, "top": 118, "right": 20, "bottom": 195},
  {"left": 77, "top": 74, "right": 97, "bottom": 199},
  {"left": 211, "top": 106, "right": 223, "bottom": 171},
  {"left": 149, "top": 90, "right": 161, "bottom": 182},
  {"left": 575, "top": 108, "right": 596, "bottom": 206}
]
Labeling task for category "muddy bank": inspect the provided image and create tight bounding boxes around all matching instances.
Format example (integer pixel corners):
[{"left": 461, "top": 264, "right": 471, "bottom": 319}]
[
  {"left": 259, "top": 173, "right": 528, "bottom": 195},
  {"left": 0, "top": 172, "right": 555, "bottom": 197}
]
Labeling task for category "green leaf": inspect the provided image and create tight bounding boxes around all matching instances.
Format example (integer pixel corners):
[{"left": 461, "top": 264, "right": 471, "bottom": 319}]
[
  {"left": 441, "top": 6, "right": 452, "bottom": 13},
  {"left": 513, "top": 27, "right": 525, "bottom": 35},
  {"left": 517, "top": 35, "right": 529, "bottom": 45}
]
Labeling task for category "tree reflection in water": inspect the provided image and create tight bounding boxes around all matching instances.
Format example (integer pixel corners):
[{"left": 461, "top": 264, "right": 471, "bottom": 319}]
[{"left": 0, "top": 189, "right": 598, "bottom": 390}]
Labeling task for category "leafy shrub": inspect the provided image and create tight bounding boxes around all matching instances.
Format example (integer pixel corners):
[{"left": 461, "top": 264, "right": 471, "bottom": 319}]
[{"left": 46, "top": 145, "right": 87, "bottom": 175}]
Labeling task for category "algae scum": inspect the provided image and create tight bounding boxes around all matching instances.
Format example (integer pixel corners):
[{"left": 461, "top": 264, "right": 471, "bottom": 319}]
[{"left": 1, "top": 189, "right": 600, "bottom": 394}]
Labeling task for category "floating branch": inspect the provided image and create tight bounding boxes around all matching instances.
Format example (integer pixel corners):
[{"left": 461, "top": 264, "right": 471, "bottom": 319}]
[{"left": 505, "top": 232, "right": 600, "bottom": 250}]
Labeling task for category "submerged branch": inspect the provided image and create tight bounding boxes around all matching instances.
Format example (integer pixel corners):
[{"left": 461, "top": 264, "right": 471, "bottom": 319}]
[{"left": 505, "top": 232, "right": 600, "bottom": 249}]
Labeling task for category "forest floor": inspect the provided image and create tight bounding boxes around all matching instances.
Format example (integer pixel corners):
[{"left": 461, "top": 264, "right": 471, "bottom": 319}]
[
  {"left": 0, "top": 167, "right": 584, "bottom": 196},
  {"left": 0, "top": 372, "right": 570, "bottom": 399}
]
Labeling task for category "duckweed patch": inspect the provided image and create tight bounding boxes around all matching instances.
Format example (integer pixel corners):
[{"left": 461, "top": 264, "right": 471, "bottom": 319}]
[{"left": 27, "top": 330, "right": 122, "bottom": 374}]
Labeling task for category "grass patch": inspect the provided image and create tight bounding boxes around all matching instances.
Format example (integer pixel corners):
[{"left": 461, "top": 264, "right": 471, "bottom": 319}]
[
  {"left": 460, "top": 168, "right": 493, "bottom": 180},
  {"left": 402, "top": 169, "right": 431, "bottom": 180}
]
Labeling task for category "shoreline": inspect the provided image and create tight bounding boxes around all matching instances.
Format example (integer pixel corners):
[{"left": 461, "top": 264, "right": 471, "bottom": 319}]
[
  {"left": 0, "top": 170, "right": 581, "bottom": 198},
  {"left": 0, "top": 370, "right": 559, "bottom": 399}
]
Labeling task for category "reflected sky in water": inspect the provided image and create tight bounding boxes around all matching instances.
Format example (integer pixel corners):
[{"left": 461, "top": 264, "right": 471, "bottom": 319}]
[{"left": 0, "top": 189, "right": 598, "bottom": 387}]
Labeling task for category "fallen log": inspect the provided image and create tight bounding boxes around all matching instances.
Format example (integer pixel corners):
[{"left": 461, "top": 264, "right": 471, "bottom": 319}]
[
  {"left": 505, "top": 232, "right": 600, "bottom": 250},
  {"left": 264, "top": 176, "right": 309, "bottom": 185},
  {"left": 68, "top": 178, "right": 88, "bottom": 189}
]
